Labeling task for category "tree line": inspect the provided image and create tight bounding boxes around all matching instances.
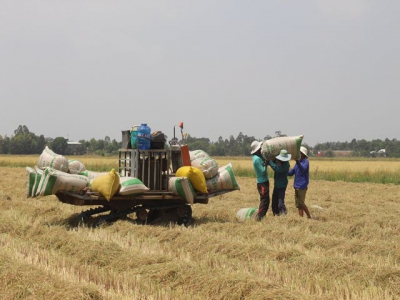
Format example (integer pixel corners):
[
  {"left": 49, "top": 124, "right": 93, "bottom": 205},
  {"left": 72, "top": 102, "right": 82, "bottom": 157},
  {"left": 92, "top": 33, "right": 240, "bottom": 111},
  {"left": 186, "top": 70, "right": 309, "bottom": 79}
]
[{"left": 1, "top": 125, "right": 399, "bottom": 157}]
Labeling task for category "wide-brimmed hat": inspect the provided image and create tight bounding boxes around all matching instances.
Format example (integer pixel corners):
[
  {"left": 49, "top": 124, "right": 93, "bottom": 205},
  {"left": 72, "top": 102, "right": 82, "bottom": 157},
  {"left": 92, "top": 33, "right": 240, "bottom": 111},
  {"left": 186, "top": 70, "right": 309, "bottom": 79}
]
[
  {"left": 300, "top": 146, "right": 308, "bottom": 157},
  {"left": 276, "top": 149, "right": 291, "bottom": 161},
  {"left": 250, "top": 140, "right": 262, "bottom": 154}
]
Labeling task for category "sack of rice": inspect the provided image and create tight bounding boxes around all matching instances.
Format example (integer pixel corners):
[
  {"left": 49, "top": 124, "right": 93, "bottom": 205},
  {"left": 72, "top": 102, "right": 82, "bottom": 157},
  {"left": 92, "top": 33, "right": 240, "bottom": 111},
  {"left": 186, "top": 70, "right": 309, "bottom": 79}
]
[
  {"left": 168, "top": 177, "right": 195, "bottom": 204},
  {"left": 37, "top": 146, "right": 69, "bottom": 173},
  {"left": 68, "top": 160, "right": 86, "bottom": 174},
  {"left": 118, "top": 177, "right": 149, "bottom": 196},
  {"left": 90, "top": 169, "right": 120, "bottom": 201},
  {"left": 191, "top": 156, "right": 219, "bottom": 179},
  {"left": 189, "top": 150, "right": 210, "bottom": 161},
  {"left": 37, "top": 167, "right": 90, "bottom": 196},
  {"left": 236, "top": 207, "right": 258, "bottom": 221},
  {"left": 176, "top": 166, "right": 207, "bottom": 193},
  {"left": 32, "top": 166, "right": 44, "bottom": 197},
  {"left": 206, "top": 163, "right": 240, "bottom": 192},
  {"left": 26, "top": 167, "right": 36, "bottom": 198},
  {"left": 79, "top": 170, "right": 109, "bottom": 181},
  {"left": 261, "top": 135, "right": 304, "bottom": 161}
]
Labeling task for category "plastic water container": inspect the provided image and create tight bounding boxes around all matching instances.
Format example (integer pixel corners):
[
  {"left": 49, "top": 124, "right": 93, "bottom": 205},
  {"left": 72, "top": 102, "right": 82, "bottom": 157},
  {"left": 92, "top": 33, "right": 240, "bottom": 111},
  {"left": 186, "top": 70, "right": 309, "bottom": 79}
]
[
  {"left": 130, "top": 125, "right": 139, "bottom": 149},
  {"left": 137, "top": 123, "right": 151, "bottom": 150},
  {"left": 236, "top": 207, "right": 258, "bottom": 221}
]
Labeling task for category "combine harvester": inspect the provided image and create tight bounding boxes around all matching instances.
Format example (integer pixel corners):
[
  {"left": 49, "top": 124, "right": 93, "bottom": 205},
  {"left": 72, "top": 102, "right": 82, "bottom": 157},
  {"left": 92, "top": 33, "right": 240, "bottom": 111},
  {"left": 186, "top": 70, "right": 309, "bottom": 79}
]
[{"left": 54, "top": 123, "right": 239, "bottom": 227}]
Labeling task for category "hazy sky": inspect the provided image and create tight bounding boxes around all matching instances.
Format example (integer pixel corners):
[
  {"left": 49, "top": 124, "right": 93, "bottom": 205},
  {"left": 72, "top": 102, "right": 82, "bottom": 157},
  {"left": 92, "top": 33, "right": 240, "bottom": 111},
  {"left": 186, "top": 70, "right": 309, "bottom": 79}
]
[{"left": 1, "top": 1, "right": 399, "bottom": 147}]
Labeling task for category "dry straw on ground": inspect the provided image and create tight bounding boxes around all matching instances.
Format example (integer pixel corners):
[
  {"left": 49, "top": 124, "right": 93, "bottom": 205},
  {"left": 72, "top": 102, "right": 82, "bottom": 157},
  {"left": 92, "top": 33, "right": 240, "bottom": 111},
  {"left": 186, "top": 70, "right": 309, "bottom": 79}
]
[{"left": 0, "top": 158, "right": 399, "bottom": 299}]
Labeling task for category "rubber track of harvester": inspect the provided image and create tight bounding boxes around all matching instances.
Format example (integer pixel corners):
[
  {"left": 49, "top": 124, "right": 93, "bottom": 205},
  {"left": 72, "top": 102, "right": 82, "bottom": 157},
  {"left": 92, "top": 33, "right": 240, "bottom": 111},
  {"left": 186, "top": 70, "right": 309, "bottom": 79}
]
[{"left": 78, "top": 203, "right": 192, "bottom": 228}]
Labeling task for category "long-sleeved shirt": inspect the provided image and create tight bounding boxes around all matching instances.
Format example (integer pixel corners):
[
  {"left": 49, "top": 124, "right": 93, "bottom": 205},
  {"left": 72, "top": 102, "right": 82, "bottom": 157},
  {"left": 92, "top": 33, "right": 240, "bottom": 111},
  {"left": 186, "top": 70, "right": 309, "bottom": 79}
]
[
  {"left": 287, "top": 158, "right": 309, "bottom": 189},
  {"left": 252, "top": 155, "right": 268, "bottom": 183},
  {"left": 268, "top": 160, "right": 290, "bottom": 188}
]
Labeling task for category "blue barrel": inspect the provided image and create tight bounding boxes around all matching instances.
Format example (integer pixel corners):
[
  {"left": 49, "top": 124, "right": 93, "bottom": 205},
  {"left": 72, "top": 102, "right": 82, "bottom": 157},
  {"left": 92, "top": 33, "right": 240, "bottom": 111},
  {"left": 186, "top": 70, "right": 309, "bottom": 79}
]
[{"left": 137, "top": 123, "right": 151, "bottom": 150}]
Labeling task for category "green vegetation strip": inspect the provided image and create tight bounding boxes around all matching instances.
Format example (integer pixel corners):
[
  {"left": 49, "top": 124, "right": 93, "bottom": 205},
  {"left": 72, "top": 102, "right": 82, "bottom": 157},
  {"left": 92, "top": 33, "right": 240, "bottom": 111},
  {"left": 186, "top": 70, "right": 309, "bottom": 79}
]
[{"left": 234, "top": 166, "right": 400, "bottom": 185}]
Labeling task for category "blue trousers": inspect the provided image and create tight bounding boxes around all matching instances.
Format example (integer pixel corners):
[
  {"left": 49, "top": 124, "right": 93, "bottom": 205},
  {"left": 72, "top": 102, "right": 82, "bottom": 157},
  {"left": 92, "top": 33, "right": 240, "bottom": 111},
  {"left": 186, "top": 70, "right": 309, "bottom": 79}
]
[{"left": 272, "top": 187, "right": 287, "bottom": 216}]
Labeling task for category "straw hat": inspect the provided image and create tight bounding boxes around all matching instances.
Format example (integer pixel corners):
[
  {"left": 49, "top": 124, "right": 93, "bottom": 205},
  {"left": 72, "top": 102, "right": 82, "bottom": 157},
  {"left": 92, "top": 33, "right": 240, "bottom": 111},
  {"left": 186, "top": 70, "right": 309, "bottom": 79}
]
[
  {"left": 250, "top": 141, "right": 262, "bottom": 154},
  {"left": 300, "top": 146, "right": 308, "bottom": 157},
  {"left": 276, "top": 149, "right": 291, "bottom": 161}
]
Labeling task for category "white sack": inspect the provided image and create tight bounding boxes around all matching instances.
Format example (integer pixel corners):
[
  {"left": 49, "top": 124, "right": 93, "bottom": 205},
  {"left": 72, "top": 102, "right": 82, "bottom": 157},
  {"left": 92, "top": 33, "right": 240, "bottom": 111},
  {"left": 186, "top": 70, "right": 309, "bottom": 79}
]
[
  {"left": 118, "top": 177, "right": 149, "bottom": 196},
  {"left": 206, "top": 163, "right": 240, "bottom": 192},
  {"left": 168, "top": 176, "right": 195, "bottom": 204},
  {"left": 37, "top": 146, "right": 69, "bottom": 172},
  {"left": 191, "top": 156, "right": 219, "bottom": 179},
  {"left": 261, "top": 135, "right": 304, "bottom": 161},
  {"left": 189, "top": 150, "right": 210, "bottom": 161},
  {"left": 37, "top": 167, "right": 89, "bottom": 196},
  {"left": 68, "top": 160, "right": 86, "bottom": 174}
]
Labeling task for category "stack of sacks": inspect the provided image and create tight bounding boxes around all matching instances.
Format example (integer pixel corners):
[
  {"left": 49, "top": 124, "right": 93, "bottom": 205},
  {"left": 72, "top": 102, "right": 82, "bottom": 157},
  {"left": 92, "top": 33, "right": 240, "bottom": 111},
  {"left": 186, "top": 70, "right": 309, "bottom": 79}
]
[
  {"left": 28, "top": 147, "right": 151, "bottom": 200},
  {"left": 261, "top": 135, "right": 304, "bottom": 161},
  {"left": 26, "top": 166, "right": 89, "bottom": 197},
  {"left": 188, "top": 150, "right": 240, "bottom": 193}
]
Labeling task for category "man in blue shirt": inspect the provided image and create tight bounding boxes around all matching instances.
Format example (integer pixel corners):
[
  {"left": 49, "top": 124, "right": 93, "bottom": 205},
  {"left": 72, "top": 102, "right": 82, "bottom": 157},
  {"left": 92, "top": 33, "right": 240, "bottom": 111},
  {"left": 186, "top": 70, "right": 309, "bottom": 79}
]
[
  {"left": 251, "top": 140, "right": 270, "bottom": 221},
  {"left": 288, "top": 146, "right": 311, "bottom": 218}
]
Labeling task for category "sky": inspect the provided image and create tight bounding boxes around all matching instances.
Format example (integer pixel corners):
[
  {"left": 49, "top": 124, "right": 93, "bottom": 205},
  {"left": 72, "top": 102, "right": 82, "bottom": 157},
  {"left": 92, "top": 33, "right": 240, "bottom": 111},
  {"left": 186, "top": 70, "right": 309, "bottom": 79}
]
[{"left": 1, "top": 1, "right": 399, "bottom": 147}]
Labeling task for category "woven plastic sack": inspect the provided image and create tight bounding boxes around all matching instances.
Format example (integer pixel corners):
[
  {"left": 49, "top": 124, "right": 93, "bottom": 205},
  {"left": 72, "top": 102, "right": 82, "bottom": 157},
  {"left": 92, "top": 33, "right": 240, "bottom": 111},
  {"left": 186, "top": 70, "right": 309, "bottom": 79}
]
[
  {"left": 261, "top": 135, "right": 304, "bottom": 161},
  {"left": 191, "top": 156, "right": 219, "bottom": 179},
  {"left": 26, "top": 167, "right": 36, "bottom": 198},
  {"left": 236, "top": 207, "right": 258, "bottom": 221},
  {"left": 176, "top": 166, "right": 207, "bottom": 193},
  {"left": 206, "top": 163, "right": 240, "bottom": 192},
  {"left": 68, "top": 160, "right": 86, "bottom": 174},
  {"left": 189, "top": 150, "right": 210, "bottom": 162},
  {"left": 168, "top": 177, "right": 195, "bottom": 204},
  {"left": 90, "top": 169, "right": 120, "bottom": 201},
  {"left": 37, "top": 167, "right": 89, "bottom": 197},
  {"left": 32, "top": 166, "right": 44, "bottom": 197},
  {"left": 80, "top": 170, "right": 109, "bottom": 180},
  {"left": 37, "top": 146, "right": 69, "bottom": 172},
  {"left": 118, "top": 177, "right": 149, "bottom": 196}
]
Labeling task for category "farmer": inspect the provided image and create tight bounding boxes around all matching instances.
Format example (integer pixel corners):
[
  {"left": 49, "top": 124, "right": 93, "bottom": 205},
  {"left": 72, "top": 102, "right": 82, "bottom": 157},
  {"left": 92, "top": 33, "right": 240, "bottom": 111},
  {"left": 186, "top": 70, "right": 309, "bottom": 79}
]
[
  {"left": 251, "top": 140, "right": 270, "bottom": 221},
  {"left": 288, "top": 146, "right": 311, "bottom": 219},
  {"left": 268, "top": 149, "right": 291, "bottom": 216}
]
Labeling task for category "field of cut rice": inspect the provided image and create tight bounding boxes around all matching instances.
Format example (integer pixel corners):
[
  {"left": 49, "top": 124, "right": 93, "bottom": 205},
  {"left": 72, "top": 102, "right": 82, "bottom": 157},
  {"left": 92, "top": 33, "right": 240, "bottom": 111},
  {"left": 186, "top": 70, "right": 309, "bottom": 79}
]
[{"left": 0, "top": 155, "right": 399, "bottom": 299}]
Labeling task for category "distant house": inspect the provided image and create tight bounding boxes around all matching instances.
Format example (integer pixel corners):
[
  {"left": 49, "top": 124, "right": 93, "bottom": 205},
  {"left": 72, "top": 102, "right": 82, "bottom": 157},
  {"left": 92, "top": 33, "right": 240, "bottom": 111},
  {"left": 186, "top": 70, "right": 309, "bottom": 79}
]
[
  {"left": 370, "top": 149, "right": 386, "bottom": 157},
  {"left": 67, "top": 141, "right": 85, "bottom": 155}
]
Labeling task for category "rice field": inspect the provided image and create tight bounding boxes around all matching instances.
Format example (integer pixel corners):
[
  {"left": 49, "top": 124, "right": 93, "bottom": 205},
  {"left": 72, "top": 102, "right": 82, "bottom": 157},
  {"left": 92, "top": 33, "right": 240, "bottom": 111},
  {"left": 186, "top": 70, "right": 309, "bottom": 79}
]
[
  {"left": 2, "top": 154, "right": 400, "bottom": 183},
  {"left": 0, "top": 155, "right": 399, "bottom": 299}
]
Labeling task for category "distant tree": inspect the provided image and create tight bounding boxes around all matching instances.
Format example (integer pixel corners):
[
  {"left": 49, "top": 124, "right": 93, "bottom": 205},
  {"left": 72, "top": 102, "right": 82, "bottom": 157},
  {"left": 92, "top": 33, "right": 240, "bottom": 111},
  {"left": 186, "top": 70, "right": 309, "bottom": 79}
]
[
  {"left": 325, "top": 150, "right": 334, "bottom": 157},
  {"left": 9, "top": 126, "right": 42, "bottom": 154},
  {"left": 14, "top": 125, "right": 30, "bottom": 136},
  {"left": 0, "top": 135, "right": 10, "bottom": 154},
  {"left": 51, "top": 137, "right": 68, "bottom": 154},
  {"left": 37, "top": 135, "right": 46, "bottom": 152}
]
